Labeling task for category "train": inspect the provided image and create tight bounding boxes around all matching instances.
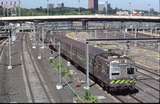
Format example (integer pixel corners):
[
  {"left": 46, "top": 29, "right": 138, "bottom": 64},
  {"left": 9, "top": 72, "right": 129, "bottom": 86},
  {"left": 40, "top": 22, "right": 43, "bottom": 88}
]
[{"left": 48, "top": 33, "right": 137, "bottom": 92}]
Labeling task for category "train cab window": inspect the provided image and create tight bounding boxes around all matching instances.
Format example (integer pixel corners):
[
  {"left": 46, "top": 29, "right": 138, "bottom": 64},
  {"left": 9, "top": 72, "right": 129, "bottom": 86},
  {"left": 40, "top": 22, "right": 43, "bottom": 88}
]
[
  {"left": 112, "top": 73, "right": 120, "bottom": 75},
  {"left": 127, "top": 68, "right": 134, "bottom": 74}
]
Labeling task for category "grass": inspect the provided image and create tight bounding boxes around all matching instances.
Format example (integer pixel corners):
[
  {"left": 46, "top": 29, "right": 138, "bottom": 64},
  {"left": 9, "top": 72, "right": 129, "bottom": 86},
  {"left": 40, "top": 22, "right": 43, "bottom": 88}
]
[{"left": 49, "top": 57, "right": 98, "bottom": 103}]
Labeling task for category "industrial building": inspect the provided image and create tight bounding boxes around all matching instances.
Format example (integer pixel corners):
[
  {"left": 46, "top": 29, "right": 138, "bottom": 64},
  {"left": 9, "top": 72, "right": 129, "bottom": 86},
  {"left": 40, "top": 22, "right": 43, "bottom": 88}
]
[{"left": 88, "top": 0, "right": 98, "bottom": 13}]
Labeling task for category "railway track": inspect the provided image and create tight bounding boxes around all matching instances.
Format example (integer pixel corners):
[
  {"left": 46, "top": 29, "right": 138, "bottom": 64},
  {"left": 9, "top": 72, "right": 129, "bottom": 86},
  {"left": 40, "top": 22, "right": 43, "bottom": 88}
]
[
  {"left": 136, "top": 63, "right": 159, "bottom": 89},
  {"left": 0, "top": 39, "right": 7, "bottom": 60},
  {"left": 21, "top": 34, "right": 54, "bottom": 103},
  {"left": 106, "top": 58, "right": 159, "bottom": 103},
  {"left": 136, "top": 64, "right": 160, "bottom": 80},
  {"left": 98, "top": 30, "right": 160, "bottom": 52},
  {"left": 95, "top": 67, "right": 159, "bottom": 103}
]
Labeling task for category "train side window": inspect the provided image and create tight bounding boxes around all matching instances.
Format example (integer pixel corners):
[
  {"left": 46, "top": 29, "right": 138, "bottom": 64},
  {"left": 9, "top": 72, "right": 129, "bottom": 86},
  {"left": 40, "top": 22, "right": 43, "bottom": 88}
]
[
  {"left": 112, "top": 73, "right": 119, "bottom": 75},
  {"left": 127, "top": 68, "right": 134, "bottom": 74}
]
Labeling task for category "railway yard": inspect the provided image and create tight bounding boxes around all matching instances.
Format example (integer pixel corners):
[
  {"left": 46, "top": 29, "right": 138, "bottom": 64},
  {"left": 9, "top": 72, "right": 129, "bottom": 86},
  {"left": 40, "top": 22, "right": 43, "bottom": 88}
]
[{"left": 0, "top": 21, "right": 160, "bottom": 103}]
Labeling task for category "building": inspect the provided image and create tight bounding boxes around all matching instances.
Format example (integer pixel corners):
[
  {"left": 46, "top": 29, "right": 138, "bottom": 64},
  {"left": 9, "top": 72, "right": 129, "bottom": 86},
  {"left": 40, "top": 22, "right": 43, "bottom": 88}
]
[
  {"left": 116, "top": 11, "right": 129, "bottom": 16},
  {"left": 57, "top": 2, "right": 64, "bottom": 8},
  {"left": 132, "top": 10, "right": 142, "bottom": 16},
  {"left": 48, "top": 3, "right": 54, "bottom": 10},
  {"left": 98, "top": 1, "right": 108, "bottom": 14},
  {"left": 88, "top": 0, "right": 98, "bottom": 13},
  {"left": 98, "top": 4, "right": 105, "bottom": 13}
]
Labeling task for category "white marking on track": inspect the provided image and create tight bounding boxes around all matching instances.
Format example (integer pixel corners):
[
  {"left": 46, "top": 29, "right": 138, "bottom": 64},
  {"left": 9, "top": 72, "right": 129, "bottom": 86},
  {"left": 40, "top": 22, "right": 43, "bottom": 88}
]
[
  {"left": 29, "top": 43, "right": 55, "bottom": 103},
  {"left": 10, "top": 102, "right": 17, "bottom": 103},
  {"left": 0, "top": 40, "right": 7, "bottom": 61},
  {"left": 97, "top": 96, "right": 106, "bottom": 100},
  {"left": 0, "top": 49, "right": 3, "bottom": 61}
]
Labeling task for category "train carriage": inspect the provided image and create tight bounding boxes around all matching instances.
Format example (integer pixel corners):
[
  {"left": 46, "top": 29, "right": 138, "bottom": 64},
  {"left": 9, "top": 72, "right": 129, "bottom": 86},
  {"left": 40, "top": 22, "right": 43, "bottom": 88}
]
[{"left": 49, "top": 34, "right": 137, "bottom": 92}]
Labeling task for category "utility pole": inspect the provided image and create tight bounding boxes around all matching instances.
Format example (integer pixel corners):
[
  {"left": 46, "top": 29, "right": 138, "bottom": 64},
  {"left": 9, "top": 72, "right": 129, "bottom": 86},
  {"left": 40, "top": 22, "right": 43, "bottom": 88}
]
[
  {"left": 94, "top": 30, "right": 97, "bottom": 39},
  {"left": 47, "top": 0, "right": 49, "bottom": 15},
  {"left": 148, "top": 4, "right": 151, "bottom": 16},
  {"left": 18, "top": 0, "right": 21, "bottom": 16},
  {"left": 84, "top": 42, "right": 90, "bottom": 90},
  {"left": 58, "top": 41, "right": 62, "bottom": 86},
  {"left": 41, "top": 27, "right": 45, "bottom": 49},
  {"left": 10, "top": 1, "right": 12, "bottom": 16},
  {"left": 8, "top": 27, "right": 12, "bottom": 70},
  {"left": 38, "top": 27, "right": 42, "bottom": 60},
  {"left": 14, "top": 1, "right": 17, "bottom": 16},
  {"left": 6, "top": 1, "right": 8, "bottom": 17},
  {"left": 129, "top": 2, "right": 132, "bottom": 16},
  {"left": 78, "top": 0, "right": 81, "bottom": 14},
  {"left": 159, "top": 0, "right": 160, "bottom": 16},
  {"left": 56, "top": 41, "right": 63, "bottom": 90},
  {"left": 105, "top": 0, "right": 108, "bottom": 15},
  {"left": 134, "top": 28, "right": 137, "bottom": 47},
  {"left": 32, "top": 24, "right": 36, "bottom": 49},
  {"left": 1, "top": 0, "right": 5, "bottom": 16}
]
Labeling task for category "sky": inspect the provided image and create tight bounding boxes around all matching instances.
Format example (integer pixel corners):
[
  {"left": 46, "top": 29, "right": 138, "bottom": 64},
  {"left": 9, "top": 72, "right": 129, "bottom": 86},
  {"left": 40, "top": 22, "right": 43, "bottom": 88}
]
[{"left": 2, "top": 0, "right": 159, "bottom": 11}]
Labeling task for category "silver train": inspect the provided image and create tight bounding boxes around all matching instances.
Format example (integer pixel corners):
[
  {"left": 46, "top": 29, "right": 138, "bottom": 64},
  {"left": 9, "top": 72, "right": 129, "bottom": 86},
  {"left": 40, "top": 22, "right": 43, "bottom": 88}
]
[{"left": 49, "top": 34, "right": 137, "bottom": 92}]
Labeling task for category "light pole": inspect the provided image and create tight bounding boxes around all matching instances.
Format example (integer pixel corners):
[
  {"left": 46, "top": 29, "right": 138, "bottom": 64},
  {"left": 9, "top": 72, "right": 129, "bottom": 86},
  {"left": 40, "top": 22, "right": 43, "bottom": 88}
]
[
  {"left": 6, "top": 1, "right": 8, "bottom": 17},
  {"left": 18, "top": 0, "right": 21, "bottom": 16},
  {"left": 9, "top": 3, "right": 14, "bottom": 16},
  {"left": 49, "top": 31, "right": 54, "bottom": 59},
  {"left": 41, "top": 27, "right": 45, "bottom": 49},
  {"left": 94, "top": 30, "right": 97, "bottom": 39},
  {"left": 78, "top": 0, "right": 81, "bottom": 14},
  {"left": 104, "top": 30, "right": 108, "bottom": 39},
  {"left": 14, "top": 1, "right": 16, "bottom": 16},
  {"left": 32, "top": 24, "right": 36, "bottom": 49},
  {"left": 134, "top": 28, "right": 137, "bottom": 47},
  {"left": 124, "top": 27, "right": 126, "bottom": 39},
  {"left": 129, "top": 2, "right": 132, "bottom": 16},
  {"left": 37, "top": 27, "right": 42, "bottom": 60},
  {"left": 105, "top": 0, "right": 108, "bottom": 15},
  {"left": 56, "top": 41, "right": 63, "bottom": 90},
  {"left": 8, "top": 27, "right": 12, "bottom": 70},
  {"left": 2, "top": 0, "right": 5, "bottom": 16},
  {"left": 159, "top": 0, "right": 160, "bottom": 16},
  {"left": 84, "top": 42, "right": 90, "bottom": 90},
  {"left": 47, "top": 0, "right": 49, "bottom": 15},
  {"left": 148, "top": 4, "right": 151, "bottom": 16}
]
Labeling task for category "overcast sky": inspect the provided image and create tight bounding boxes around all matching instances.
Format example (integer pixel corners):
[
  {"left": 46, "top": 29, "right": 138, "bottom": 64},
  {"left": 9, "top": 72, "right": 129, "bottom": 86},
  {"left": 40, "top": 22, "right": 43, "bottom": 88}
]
[{"left": 2, "top": 0, "right": 159, "bottom": 11}]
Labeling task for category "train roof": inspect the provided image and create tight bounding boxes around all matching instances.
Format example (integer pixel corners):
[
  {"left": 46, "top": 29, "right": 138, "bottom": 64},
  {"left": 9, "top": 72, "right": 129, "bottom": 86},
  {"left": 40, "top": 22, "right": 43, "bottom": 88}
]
[
  {"left": 53, "top": 34, "right": 131, "bottom": 61},
  {"left": 54, "top": 34, "right": 104, "bottom": 56}
]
